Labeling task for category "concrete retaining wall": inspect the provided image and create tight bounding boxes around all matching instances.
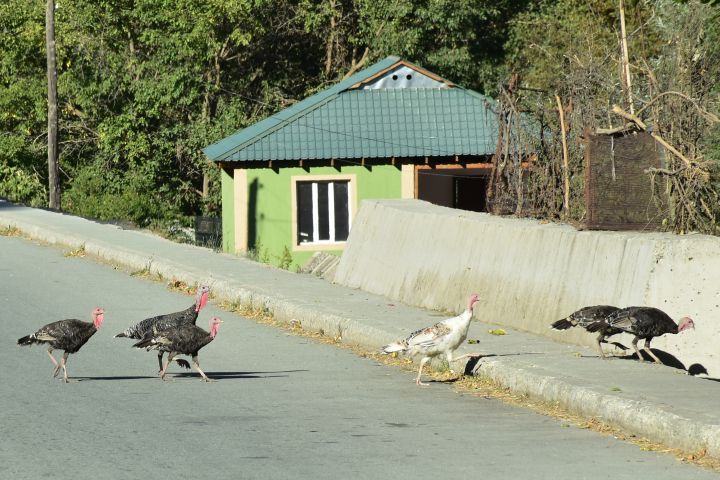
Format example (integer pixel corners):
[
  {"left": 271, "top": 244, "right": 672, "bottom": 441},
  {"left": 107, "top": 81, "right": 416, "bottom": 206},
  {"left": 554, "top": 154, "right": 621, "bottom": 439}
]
[{"left": 334, "top": 199, "right": 720, "bottom": 376}]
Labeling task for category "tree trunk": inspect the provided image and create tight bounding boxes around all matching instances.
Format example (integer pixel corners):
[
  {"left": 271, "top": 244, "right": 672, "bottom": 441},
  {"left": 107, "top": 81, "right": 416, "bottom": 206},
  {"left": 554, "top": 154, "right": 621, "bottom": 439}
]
[
  {"left": 46, "top": 0, "right": 60, "bottom": 210},
  {"left": 619, "top": 0, "right": 633, "bottom": 115},
  {"left": 555, "top": 95, "right": 570, "bottom": 216},
  {"left": 324, "top": 0, "right": 337, "bottom": 77}
]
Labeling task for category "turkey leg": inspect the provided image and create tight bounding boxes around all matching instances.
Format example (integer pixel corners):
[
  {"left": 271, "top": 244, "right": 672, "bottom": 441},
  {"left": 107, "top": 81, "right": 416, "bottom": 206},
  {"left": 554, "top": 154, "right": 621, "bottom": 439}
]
[
  {"left": 595, "top": 332, "right": 607, "bottom": 358},
  {"left": 446, "top": 351, "right": 483, "bottom": 376},
  {"left": 643, "top": 338, "right": 662, "bottom": 364},
  {"left": 47, "top": 348, "right": 61, "bottom": 377},
  {"left": 59, "top": 352, "right": 70, "bottom": 383},
  {"left": 631, "top": 337, "right": 645, "bottom": 362},
  {"left": 416, "top": 357, "right": 431, "bottom": 386},
  {"left": 192, "top": 355, "right": 211, "bottom": 382},
  {"left": 157, "top": 351, "right": 165, "bottom": 373},
  {"left": 159, "top": 353, "right": 175, "bottom": 380}
]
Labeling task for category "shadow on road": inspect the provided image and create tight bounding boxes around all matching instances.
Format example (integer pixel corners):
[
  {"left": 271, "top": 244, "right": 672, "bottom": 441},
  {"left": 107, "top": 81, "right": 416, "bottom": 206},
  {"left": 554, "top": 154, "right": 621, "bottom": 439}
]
[
  {"left": 73, "top": 369, "right": 309, "bottom": 381},
  {"left": 173, "top": 369, "right": 309, "bottom": 380},
  {"left": 75, "top": 375, "right": 157, "bottom": 381}
]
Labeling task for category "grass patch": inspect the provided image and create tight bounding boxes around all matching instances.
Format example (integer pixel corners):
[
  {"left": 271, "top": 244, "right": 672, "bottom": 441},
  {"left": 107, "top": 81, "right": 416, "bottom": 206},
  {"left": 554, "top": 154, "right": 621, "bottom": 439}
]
[
  {"left": 0, "top": 225, "right": 22, "bottom": 237},
  {"left": 63, "top": 245, "right": 86, "bottom": 257}
]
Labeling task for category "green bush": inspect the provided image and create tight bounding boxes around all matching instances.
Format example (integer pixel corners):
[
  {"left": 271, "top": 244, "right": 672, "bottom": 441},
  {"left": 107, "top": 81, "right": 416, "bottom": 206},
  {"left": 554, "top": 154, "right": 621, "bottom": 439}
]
[{"left": 62, "top": 165, "right": 180, "bottom": 226}]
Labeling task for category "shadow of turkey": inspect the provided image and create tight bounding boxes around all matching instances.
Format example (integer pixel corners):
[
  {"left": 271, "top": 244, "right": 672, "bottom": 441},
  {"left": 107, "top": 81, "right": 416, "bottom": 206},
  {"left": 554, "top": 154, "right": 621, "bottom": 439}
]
[
  {"left": 614, "top": 348, "right": 695, "bottom": 372},
  {"left": 172, "top": 369, "right": 309, "bottom": 380}
]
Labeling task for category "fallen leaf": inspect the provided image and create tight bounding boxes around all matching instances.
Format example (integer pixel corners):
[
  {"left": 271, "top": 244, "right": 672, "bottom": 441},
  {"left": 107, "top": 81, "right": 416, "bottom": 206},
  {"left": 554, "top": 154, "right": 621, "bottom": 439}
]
[{"left": 488, "top": 328, "right": 507, "bottom": 336}]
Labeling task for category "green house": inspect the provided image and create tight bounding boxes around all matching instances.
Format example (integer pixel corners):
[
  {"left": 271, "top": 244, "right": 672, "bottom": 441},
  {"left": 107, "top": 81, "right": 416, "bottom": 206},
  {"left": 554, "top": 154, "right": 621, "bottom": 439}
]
[{"left": 203, "top": 56, "right": 499, "bottom": 268}]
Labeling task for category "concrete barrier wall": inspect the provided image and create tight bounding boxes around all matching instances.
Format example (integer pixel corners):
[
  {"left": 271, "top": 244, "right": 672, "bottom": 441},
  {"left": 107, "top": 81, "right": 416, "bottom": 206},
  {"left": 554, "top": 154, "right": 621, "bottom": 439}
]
[{"left": 334, "top": 199, "right": 719, "bottom": 376}]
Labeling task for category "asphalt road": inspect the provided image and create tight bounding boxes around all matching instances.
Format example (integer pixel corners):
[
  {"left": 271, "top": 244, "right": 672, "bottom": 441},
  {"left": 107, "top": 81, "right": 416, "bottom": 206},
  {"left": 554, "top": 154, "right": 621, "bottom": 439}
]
[{"left": 1, "top": 235, "right": 716, "bottom": 480}]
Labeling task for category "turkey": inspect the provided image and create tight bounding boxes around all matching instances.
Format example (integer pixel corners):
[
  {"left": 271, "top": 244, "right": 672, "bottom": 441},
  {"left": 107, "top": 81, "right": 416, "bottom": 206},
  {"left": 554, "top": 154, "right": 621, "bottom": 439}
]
[
  {"left": 17, "top": 307, "right": 105, "bottom": 383},
  {"left": 133, "top": 316, "right": 223, "bottom": 382},
  {"left": 382, "top": 293, "right": 481, "bottom": 386},
  {"left": 551, "top": 305, "right": 623, "bottom": 358},
  {"left": 116, "top": 285, "right": 210, "bottom": 371},
  {"left": 586, "top": 306, "right": 695, "bottom": 363}
]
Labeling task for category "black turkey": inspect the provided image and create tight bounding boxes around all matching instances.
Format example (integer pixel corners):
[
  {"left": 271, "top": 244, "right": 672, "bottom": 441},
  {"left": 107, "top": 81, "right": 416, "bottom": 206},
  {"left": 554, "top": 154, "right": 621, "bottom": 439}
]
[
  {"left": 116, "top": 285, "right": 210, "bottom": 371},
  {"left": 133, "top": 316, "right": 223, "bottom": 382},
  {"left": 551, "top": 305, "right": 623, "bottom": 358},
  {"left": 17, "top": 307, "right": 105, "bottom": 383},
  {"left": 586, "top": 306, "right": 694, "bottom": 363}
]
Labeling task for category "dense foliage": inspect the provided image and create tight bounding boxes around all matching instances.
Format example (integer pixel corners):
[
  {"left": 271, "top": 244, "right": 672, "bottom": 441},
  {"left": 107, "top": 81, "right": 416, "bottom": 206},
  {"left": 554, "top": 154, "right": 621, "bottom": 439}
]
[{"left": 1, "top": 0, "right": 718, "bottom": 234}]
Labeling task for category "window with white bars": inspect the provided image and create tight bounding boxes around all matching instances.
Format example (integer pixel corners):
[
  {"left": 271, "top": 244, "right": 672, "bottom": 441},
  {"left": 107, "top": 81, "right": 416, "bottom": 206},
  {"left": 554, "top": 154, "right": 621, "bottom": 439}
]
[{"left": 296, "top": 180, "right": 351, "bottom": 245}]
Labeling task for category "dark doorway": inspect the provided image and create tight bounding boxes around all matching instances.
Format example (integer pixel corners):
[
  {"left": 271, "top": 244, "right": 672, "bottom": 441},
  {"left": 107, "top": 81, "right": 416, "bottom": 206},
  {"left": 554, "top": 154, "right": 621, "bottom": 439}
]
[
  {"left": 417, "top": 168, "right": 490, "bottom": 212},
  {"left": 454, "top": 176, "right": 488, "bottom": 212}
]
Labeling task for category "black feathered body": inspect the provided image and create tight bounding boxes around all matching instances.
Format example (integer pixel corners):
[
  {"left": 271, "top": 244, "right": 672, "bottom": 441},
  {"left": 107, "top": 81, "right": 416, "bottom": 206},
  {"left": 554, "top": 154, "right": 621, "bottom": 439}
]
[
  {"left": 602, "top": 306, "right": 680, "bottom": 339},
  {"left": 116, "top": 303, "right": 198, "bottom": 339},
  {"left": 17, "top": 319, "right": 98, "bottom": 353},
  {"left": 134, "top": 323, "right": 215, "bottom": 357}
]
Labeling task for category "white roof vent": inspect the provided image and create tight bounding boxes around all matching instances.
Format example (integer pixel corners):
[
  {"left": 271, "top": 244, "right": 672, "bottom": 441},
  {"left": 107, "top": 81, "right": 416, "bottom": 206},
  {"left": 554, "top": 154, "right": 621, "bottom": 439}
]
[{"left": 360, "top": 65, "right": 448, "bottom": 90}]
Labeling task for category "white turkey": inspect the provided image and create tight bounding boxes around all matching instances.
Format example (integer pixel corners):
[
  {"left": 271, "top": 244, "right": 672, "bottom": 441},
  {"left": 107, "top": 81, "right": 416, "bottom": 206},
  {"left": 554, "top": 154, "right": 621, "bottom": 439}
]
[
  {"left": 586, "top": 306, "right": 694, "bottom": 363},
  {"left": 17, "top": 307, "right": 105, "bottom": 383},
  {"left": 382, "top": 293, "right": 481, "bottom": 386}
]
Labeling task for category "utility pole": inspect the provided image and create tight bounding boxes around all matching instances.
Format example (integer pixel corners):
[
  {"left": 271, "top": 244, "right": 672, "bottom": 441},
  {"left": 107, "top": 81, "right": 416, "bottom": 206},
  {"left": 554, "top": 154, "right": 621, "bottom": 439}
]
[{"left": 46, "top": 0, "right": 61, "bottom": 210}]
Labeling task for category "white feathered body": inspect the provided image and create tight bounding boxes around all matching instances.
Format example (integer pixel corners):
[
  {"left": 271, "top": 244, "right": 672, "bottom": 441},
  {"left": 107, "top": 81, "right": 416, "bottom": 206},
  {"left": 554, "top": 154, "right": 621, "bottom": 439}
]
[{"left": 383, "top": 309, "right": 473, "bottom": 361}]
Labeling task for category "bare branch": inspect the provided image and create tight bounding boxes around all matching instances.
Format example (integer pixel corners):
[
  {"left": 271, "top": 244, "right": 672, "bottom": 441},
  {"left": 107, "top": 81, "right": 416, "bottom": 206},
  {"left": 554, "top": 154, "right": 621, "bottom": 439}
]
[{"left": 635, "top": 91, "right": 720, "bottom": 124}]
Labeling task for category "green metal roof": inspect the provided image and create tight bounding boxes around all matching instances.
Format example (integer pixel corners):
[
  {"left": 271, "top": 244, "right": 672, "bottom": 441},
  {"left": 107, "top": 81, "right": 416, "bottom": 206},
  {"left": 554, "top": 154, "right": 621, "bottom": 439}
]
[{"left": 204, "top": 57, "right": 499, "bottom": 163}]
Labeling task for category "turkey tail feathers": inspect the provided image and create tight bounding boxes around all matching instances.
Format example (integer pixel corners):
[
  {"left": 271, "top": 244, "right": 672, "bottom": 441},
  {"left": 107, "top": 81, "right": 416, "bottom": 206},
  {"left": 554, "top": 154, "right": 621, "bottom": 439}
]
[
  {"left": 382, "top": 341, "right": 407, "bottom": 354},
  {"left": 175, "top": 359, "right": 191, "bottom": 369},
  {"left": 550, "top": 319, "right": 573, "bottom": 330},
  {"left": 17, "top": 335, "right": 34, "bottom": 346}
]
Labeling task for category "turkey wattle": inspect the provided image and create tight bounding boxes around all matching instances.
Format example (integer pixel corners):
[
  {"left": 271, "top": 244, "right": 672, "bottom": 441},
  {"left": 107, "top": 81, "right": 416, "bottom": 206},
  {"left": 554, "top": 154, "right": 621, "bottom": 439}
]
[
  {"left": 17, "top": 307, "right": 105, "bottom": 383},
  {"left": 116, "top": 285, "right": 210, "bottom": 371},
  {"left": 551, "top": 305, "right": 623, "bottom": 358},
  {"left": 382, "top": 293, "right": 482, "bottom": 386},
  {"left": 133, "top": 316, "right": 223, "bottom": 382},
  {"left": 586, "top": 306, "right": 695, "bottom": 363}
]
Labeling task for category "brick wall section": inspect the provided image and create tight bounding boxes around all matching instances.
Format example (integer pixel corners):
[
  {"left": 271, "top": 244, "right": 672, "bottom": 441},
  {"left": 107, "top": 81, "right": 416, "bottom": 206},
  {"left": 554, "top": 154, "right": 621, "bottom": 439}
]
[{"left": 585, "top": 132, "right": 669, "bottom": 230}]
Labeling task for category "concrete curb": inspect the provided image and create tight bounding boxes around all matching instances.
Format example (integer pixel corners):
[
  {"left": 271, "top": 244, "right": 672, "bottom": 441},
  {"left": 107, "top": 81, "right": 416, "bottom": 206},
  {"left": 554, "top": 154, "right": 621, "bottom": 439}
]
[
  {"left": 2, "top": 214, "right": 719, "bottom": 457},
  {"left": 477, "top": 360, "right": 720, "bottom": 456}
]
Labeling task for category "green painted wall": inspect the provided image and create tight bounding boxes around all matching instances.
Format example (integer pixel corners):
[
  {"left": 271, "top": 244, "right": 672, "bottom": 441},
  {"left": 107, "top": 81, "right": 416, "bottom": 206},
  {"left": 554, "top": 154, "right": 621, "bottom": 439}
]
[
  {"left": 245, "top": 164, "right": 402, "bottom": 270},
  {"left": 220, "top": 168, "right": 235, "bottom": 253}
]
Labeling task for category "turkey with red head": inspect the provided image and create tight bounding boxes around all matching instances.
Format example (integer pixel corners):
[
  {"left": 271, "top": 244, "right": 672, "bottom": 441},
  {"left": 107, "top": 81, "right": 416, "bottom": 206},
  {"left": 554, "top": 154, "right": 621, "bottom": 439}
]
[
  {"left": 116, "top": 285, "right": 210, "bottom": 371},
  {"left": 551, "top": 305, "right": 623, "bottom": 358},
  {"left": 133, "top": 316, "right": 223, "bottom": 382},
  {"left": 586, "top": 306, "right": 695, "bottom": 363},
  {"left": 17, "top": 307, "right": 105, "bottom": 383},
  {"left": 382, "top": 294, "right": 482, "bottom": 386}
]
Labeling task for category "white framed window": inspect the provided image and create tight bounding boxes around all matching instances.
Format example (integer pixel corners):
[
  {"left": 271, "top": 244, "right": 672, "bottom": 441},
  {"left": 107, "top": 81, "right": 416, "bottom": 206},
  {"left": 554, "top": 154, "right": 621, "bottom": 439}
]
[{"left": 291, "top": 175, "right": 356, "bottom": 250}]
